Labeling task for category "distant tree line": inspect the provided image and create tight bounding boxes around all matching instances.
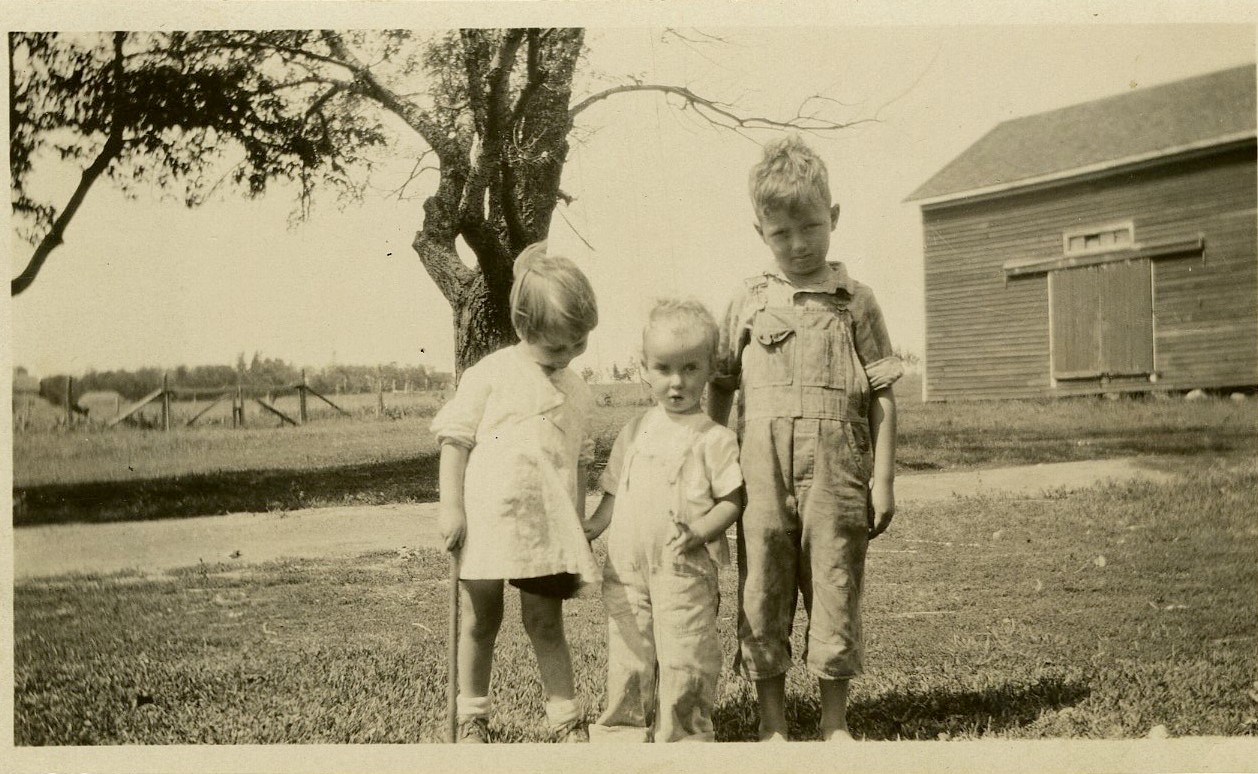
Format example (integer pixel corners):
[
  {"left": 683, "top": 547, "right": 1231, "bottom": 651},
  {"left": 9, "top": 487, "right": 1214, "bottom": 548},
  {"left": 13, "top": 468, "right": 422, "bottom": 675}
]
[{"left": 33, "top": 353, "right": 452, "bottom": 405}]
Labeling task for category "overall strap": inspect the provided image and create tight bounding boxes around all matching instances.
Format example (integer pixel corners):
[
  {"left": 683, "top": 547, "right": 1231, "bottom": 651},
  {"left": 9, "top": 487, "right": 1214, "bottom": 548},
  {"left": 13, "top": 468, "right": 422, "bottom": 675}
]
[{"left": 619, "top": 409, "right": 649, "bottom": 490}]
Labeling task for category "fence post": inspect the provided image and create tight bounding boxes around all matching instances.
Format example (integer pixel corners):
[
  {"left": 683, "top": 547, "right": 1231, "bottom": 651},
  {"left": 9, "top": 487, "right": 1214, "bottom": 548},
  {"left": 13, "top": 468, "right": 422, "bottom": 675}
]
[
  {"left": 377, "top": 367, "right": 384, "bottom": 417},
  {"left": 162, "top": 373, "right": 171, "bottom": 432},
  {"left": 65, "top": 376, "right": 74, "bottom": 427},
  {"left": 299, "top": 369, "right": 308, "bottom": 424}
]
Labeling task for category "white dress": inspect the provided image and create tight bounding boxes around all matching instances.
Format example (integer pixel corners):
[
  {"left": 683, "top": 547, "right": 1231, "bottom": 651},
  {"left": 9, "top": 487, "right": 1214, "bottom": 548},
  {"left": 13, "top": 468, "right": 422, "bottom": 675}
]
[{"left": 431, "top": 344, "right": 598, "bottom": 582}]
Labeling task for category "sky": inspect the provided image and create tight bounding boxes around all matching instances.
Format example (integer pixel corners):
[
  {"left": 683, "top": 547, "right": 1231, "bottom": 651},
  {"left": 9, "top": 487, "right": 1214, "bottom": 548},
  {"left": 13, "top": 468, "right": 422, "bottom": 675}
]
[{"left": 6, "top": 8, "right": 1256, "bottom": 380}]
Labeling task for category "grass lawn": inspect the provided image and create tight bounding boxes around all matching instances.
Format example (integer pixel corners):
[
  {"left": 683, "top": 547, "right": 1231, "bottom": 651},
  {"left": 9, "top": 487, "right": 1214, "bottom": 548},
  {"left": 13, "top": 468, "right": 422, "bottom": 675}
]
[
  {"left": 13, "top": 374, "right": 1256, "bottom": 526},
  {"left": 14, "top": 456, "right": 1256, "bottom": 744}
]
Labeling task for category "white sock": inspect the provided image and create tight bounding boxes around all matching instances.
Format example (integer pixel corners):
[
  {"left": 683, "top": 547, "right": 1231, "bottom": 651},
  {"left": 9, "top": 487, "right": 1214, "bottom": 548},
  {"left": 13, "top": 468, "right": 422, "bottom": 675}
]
[
  {"left": 457, "top": 694, "right": 491, "bottom": 719},
  {"left": 545, "top": 698, "right": 580, "bottom": 727}
]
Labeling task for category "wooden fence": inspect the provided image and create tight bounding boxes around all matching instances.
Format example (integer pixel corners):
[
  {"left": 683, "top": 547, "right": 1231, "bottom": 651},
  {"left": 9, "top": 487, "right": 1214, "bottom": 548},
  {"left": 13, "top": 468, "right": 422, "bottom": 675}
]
[{"left": 106, "top": 370, "right": 351, "bottom": 431}]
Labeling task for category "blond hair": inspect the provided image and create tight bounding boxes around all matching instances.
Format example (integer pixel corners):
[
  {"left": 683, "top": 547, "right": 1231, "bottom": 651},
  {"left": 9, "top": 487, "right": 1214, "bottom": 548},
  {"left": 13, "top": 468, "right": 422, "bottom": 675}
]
[
  {"left": 748, "top": 134, "right": 832, "bottom": 216},
  {"left": 509, "top": 242, "right": 599, "bottom": 342},
  {"left": 641, "top": 297, "right": 720, "bottom": 364}
]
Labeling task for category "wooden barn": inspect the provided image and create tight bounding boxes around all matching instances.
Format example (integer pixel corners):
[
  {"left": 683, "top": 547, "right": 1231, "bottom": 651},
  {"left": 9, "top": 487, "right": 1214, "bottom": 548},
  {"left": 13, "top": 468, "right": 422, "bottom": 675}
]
[{"left": 906, "top": 64, "right": 1257, "bottom": 401}]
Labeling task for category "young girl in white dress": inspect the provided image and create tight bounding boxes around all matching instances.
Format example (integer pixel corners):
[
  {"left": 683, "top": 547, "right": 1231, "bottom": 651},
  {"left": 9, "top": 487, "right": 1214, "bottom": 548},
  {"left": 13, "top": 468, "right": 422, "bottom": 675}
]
[{"left": 432, "top": 243, "right": 600, "bottom": 743}]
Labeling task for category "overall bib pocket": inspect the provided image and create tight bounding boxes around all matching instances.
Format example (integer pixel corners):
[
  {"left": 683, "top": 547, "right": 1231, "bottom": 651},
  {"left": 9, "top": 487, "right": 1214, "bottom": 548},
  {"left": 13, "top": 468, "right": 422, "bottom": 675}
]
[
  {"left": 746, "top": 310, "right": 796, "bottom": 387},
  {"left": 798, "top": 309, "right": 853, "bottom": 391}
]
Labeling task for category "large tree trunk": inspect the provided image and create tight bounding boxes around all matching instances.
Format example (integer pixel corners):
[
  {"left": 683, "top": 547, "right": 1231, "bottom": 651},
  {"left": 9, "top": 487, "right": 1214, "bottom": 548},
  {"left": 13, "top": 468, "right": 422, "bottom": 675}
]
[
  {"left": 411, "top": 29, "right": 586, "bottom": 380},
  {"left": 451, "top": 272, "right": 517, "bottom": 377},
  {"left": 413, "top": 207, "right": 517, "bottom": 380}
]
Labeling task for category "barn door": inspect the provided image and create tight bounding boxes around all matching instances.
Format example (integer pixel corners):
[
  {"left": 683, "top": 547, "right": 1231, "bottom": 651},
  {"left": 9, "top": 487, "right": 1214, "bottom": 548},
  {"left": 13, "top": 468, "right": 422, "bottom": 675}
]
[{"left": 1050, "top": 260, "right": 1153, "bottom": 380}]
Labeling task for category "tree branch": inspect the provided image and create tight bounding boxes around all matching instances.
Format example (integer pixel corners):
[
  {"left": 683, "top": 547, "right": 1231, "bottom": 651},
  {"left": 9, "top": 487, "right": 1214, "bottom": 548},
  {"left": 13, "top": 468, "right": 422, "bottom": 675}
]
[
  {"left": 170, "top": 36, "right": 353, "bottom": 71},
  {"left": 511, "top": 30, "right": 544, "bottom": 128},
  {"left": 376, "top": 150, "right": 439, "bottom": 200},
  {"left": 413, "top": 229, "right": 477, "bottom": 305},
  {"left": 452, "top": 30, "right": 524, "bottom": 303},
  {"left": 320, "top": 31, "right": 461, "bottom": 163},
  {"left": 460, "top": 30, "right": 490, "bottom": 140},
  {"left": 555, "top": 206, "right": 595, "bottom": 251},
  {"left": 413, "top": 174, "right": 478, "bottom": 304},
  {"left": 570, "top": 83, "right": 877, "bottom": 132},
  {"left": 487, "top": 30, "right": 529, "bottom": 255},
  {"left": 12, "top": 32, "right": 127, "bottom": 296},
  {"left": 316, "top": 32, "right": 482, "bottom": 314},
  {"left": 459, "top": 29, "right": 525, "bottom": 230}
]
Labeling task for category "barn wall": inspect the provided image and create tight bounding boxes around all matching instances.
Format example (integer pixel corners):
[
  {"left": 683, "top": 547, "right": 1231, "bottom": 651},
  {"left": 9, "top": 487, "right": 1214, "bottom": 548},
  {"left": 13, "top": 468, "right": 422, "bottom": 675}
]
[{"left": 920, "top": 143, "right": 1257, "bottom": 401}]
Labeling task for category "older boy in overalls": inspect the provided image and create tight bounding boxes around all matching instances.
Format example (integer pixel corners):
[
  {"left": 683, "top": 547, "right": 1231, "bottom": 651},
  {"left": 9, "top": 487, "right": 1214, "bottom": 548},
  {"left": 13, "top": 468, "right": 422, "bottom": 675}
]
[{"left": 708, "top": 135, "right": 902, "bottom": 742}]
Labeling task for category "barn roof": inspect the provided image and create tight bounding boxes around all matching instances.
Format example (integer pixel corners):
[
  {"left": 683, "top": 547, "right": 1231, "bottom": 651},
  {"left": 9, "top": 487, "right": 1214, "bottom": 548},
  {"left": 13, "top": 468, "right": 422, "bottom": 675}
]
[{"left": 907, "top": 64, "right": 1256, "bottom": 205}]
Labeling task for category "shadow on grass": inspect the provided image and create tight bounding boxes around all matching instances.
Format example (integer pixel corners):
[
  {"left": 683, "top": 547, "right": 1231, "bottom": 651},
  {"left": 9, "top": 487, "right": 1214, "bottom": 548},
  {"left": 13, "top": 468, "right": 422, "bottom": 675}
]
[
  {"left": 851, "top": 676, "right": 1091, "bottom": 740},
  {"left": 713, "top": 675, "right": 1090, "bottom": 741},
  {"left": 901, "top": 426, "right": 1252, "bottom": 470},
  {"left": 13, "top": 453, "right": 442, "bottom": 528}
]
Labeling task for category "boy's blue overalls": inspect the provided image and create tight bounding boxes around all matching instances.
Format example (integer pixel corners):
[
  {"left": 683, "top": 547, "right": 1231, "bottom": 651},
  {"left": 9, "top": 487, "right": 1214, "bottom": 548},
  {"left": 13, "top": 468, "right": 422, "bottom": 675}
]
[{"left": 718, "top": 265, "right": 898, "bottom": 682}]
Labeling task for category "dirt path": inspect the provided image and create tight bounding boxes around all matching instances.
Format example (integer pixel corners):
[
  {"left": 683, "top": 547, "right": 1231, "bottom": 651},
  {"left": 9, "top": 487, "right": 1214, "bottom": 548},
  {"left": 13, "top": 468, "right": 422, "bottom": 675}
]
[{"left": 13, "top": 457, "right": 1177, "bottom": 580}]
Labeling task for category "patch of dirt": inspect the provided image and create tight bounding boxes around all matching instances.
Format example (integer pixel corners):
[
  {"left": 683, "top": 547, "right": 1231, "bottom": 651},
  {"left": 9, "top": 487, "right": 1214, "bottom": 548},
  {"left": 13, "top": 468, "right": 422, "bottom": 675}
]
[
  {"left": 13, "top": 457, "right": 1179, "bottom": 580},
  {"left": 14, "top": 503, "right": 432, "bottom": 581},
  {"left": 895, "top": 457, "right": 1176, "bottom": 503}
]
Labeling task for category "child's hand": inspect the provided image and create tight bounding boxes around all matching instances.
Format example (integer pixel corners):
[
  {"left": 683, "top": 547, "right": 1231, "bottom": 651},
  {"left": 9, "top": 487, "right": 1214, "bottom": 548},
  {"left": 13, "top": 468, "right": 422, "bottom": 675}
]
[
  {"left": 439, "top": 505, "right": 467, "bottom": 552},
  {"left": 867, "top": 480, "right": 895, "bottom": 540},
  {"left": 583, "top": 493, "right": 614, "bottom": 543},
  {"left": 666, "top": 521, "right": 705, "bottom": 556},
  {"left": 866, "top": 359, "right": 903, "bottom": 392}
]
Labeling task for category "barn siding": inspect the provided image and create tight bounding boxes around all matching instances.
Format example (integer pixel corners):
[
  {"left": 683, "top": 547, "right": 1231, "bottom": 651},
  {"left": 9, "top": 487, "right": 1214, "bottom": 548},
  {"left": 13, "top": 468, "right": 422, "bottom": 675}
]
[{"left": 921, "top": 143, "right": 1257, "bottom": 400}]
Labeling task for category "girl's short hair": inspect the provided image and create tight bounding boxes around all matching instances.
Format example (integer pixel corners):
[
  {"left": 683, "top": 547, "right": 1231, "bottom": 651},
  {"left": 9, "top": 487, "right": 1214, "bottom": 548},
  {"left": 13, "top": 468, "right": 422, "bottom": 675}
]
[
  {"left": 749, "top": 134, "right": 832, "bottom": 216},
  {"left": 642, "top": 297, "right": 720, "bottom": 363},
  {"left": 510, "top": 242, "right": 599, "bottom": 342}
]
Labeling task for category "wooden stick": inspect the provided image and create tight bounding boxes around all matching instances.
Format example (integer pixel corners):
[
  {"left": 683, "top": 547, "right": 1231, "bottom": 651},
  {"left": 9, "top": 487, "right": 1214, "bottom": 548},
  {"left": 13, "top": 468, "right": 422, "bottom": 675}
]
[{"left": 447, "top": 552, "right": 461, "bottom": 743}]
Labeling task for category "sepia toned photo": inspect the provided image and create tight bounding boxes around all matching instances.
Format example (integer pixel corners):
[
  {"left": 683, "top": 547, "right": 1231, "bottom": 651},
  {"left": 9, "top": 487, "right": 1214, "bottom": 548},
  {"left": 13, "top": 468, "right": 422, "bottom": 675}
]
[{"left": 5, "top": 2, "right": 1257, "bottom": 772}]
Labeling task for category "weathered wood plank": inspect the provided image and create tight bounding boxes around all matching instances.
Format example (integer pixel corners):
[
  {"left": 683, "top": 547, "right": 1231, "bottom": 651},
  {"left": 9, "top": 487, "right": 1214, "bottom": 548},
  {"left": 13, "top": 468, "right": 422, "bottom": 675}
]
[
  {"left": 107, "top": 387, "right": 164, "bottom": 428},
  {"left": 254, "top": 399, "right": 298, "bottom": 426}
]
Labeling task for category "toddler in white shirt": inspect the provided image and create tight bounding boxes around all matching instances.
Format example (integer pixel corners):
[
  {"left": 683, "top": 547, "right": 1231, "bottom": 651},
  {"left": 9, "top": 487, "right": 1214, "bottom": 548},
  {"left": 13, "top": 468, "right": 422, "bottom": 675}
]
[{"left": 584, "top": 298, "right": 743, "bottom": 742}]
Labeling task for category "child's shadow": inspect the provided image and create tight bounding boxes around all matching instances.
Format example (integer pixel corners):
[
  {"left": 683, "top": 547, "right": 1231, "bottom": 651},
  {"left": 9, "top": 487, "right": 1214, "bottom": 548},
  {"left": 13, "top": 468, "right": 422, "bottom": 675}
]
[
  {"left": 850, "top": 675, "right": 1091, "bottom": 740},
  {"left": 714, "top": 675, "right": 1089, "bottom": 741}
]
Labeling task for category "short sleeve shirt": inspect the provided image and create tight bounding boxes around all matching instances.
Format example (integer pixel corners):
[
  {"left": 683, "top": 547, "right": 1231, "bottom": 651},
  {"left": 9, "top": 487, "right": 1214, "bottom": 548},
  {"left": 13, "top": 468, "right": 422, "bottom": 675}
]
[{"left": 600, "top": 406, "right": 743, "bottom": 566}]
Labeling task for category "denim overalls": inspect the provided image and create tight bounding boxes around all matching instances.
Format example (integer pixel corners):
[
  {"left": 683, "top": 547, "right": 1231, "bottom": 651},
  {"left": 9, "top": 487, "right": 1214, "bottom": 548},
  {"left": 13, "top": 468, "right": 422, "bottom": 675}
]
[{"left": 726, "top": 267, "right": 892, "bottom": 681}]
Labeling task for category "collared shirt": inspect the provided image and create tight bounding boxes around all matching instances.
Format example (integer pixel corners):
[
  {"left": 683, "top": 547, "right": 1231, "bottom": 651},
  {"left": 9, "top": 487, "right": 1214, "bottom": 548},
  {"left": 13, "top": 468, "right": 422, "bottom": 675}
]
[{"left": 713, "top": 261, "right": 903, "bottom": 401}]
